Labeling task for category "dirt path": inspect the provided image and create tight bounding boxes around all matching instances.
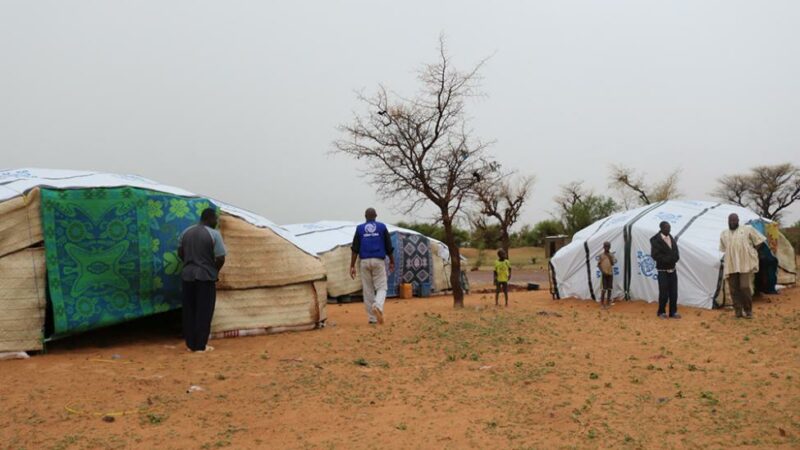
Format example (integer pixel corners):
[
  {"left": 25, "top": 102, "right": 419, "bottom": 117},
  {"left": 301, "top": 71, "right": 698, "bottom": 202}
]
[
  {"left": 2, "top": 288, "right": 799, "bottom": 449},
  {"left": 466, "top": 268, "right": 550, "bottom": 288}
]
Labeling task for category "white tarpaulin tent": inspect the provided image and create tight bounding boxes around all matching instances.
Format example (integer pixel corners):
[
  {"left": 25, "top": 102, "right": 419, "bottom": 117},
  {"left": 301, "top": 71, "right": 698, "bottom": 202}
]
[
  {"left": 283, "top": 221, "right": 457, "bottom": 297},
  {"left": 549, "top": 200, "right": 796, "bottom": 310},
  {"left": 283, "top": 220, "right": 452, "bottom": 259}
]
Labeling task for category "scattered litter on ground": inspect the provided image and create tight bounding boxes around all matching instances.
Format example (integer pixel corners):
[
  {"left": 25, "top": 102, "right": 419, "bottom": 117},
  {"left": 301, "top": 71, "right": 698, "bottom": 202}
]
[
  {"left": 0, "top": 352, "right": 29, "bottom": 361},
  {"left": 279, "top": 357, "right": 304, "bottom": 363}
]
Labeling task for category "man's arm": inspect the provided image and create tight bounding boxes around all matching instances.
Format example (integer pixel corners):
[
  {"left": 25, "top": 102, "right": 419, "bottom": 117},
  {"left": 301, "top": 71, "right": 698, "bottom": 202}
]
[
  {"left": 673, "top": 237, "right": 680, "bottom": 263},
  {"left": 383, "top": 229, "right": 395, "bottom": 273},
  {"left": 350, "top": 232, "right": 360, "bottom": 279},
  {"left": 650, "top": 238, "right": 662, "bottom": 264},
  {"left": 177, "top": 230, "right": 185, "bottom": 261},
  {"left": 508, "top": 262, "right": 512, "bottom": 280},
  {"left": 350, "top": 251, "right": 358, "bottom": 279},
  {"left": 212, "top": 230, "right": 227, "bottom": 271},
  {"left": 749, "top": 227, "right": 767, "bottom": 251}
]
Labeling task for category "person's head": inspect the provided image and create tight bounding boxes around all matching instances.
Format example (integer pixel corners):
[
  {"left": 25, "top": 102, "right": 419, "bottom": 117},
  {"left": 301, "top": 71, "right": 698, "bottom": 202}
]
[
  {"left": 728, "top": 213, "right": 739, "bottom": 231},
  {"left": 497, "top": 249, "right": 507, "bottom": 260},
  {"left": 364, "top": 207, "right": 377, "bottom": 221},
  {"left": 659, "top": 221, "right": 671, "bottom": 236},
  {"left": 603, "top": 241, "right": 611, "bottom": 252},
  {"left": 201, "top": 208, "right": 219, "bottom": 229}
]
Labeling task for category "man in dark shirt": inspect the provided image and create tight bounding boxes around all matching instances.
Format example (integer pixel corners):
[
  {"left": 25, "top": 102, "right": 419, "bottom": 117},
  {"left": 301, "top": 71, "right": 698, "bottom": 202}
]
[
  {"left": 178, "top": 208, "right": 227, "bottom": 352},
  {"left": 649, "top": 221, "right": 680, "bottom": 319},
  {"left": 350, "top": 208, "right": 395, "bottom": 324}
]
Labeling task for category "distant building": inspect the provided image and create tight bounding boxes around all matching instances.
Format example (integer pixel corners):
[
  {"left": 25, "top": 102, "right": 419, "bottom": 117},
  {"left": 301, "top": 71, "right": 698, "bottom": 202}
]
[{"left": 544, "top": 235, "right": 570, "bottom": 258}]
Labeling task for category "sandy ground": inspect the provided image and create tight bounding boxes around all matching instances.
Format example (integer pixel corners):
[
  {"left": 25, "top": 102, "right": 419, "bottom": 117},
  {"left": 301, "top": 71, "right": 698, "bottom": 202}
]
[{"left": 2, "top": 280, "right": 799, "bottom": 449}]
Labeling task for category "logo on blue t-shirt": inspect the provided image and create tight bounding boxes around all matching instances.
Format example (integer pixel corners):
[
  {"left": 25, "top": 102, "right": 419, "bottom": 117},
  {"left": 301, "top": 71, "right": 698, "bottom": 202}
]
[
  {"left": 358, "top": 221, "right": 388, "bottom": 259},
  {"left": 363, "top": 222, "right": 381, "bottom": 238}
]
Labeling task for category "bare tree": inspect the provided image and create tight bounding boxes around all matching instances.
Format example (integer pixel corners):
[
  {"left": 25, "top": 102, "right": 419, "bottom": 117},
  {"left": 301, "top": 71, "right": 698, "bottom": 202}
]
[
  {"left": 467, "top": 213, "right": 500, "bottom": 248},
  {"left": 475, "top": 175, "right": 534, "bottom": 255},
  {"left": 334, "top": 37, "right": 499, "bottom": 308},
  {"left": 554, "top": 181, "right": 587, "bottom": 213},
  {"left": 609, "top": 165, "right": 681, "bottom": 206},
  {"left": 714, "top": 163, "right": 800, "bottom": 221},
  {"left": 715, "top": 174, "right": 749, "bottom": 207}
]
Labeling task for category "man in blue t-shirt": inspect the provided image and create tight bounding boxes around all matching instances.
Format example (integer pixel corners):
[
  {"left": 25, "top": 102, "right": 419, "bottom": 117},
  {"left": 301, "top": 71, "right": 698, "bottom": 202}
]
[{"left": 350, "top": 208, "right": 395, "bottom": 325}]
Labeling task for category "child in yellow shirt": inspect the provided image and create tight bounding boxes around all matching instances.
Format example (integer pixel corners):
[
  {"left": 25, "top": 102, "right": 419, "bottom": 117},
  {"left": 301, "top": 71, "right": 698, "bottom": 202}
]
[{"left": 494, "top": 249, "right": 512, "bottom": 307}]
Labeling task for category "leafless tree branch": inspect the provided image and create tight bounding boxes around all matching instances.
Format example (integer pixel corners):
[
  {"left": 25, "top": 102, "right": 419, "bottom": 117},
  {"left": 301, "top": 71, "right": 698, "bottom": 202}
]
[
  {"left": 714, "top": 163, "right": 800, "bottom": 221},
  {"left": 474, "top": 174, "right": 535, "bottom": 254},
  {"left": 334, "top": 37, "right": 498, "bottom": 307},
  {"left": 609, "top": 165, "right": 682, "bottom": 206}
]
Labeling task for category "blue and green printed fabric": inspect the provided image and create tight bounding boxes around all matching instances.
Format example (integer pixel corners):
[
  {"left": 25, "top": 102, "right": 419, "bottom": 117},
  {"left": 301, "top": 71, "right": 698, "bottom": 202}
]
[{"left": 40, "top": 187, "right": 215, "bottom": 338}]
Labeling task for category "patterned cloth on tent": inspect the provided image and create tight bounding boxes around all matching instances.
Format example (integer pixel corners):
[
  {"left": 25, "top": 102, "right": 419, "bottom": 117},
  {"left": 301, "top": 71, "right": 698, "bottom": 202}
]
[
  {"left": 41, "top": 187, "right": 214, "bottom": 338},
  {"left": 397, "top": 233, "right": 433, "bottom": 293},
  {"left": 386, "top": 233, "right": 400, "bottom": 297},
  {"left": 746, "top": 220, "right": 778, "bottom": 294}
]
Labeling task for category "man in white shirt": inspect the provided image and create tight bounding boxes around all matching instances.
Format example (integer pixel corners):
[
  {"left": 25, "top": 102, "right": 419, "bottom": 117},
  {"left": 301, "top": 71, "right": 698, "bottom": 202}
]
[{"left": 719, "top": 213, "right": 767, "bottom": 319}]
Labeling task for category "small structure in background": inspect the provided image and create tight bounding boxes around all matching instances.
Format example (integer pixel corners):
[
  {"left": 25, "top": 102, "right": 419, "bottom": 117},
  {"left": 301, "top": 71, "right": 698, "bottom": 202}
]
[{"left": 544, "top": 235, "right": 571, "bottom": 258}]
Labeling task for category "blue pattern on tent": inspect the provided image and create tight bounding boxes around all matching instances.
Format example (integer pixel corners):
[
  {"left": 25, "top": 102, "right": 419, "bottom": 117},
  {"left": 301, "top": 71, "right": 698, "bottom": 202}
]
[{"left": 386, "top": 233, "right": 400, "bottom": 297}]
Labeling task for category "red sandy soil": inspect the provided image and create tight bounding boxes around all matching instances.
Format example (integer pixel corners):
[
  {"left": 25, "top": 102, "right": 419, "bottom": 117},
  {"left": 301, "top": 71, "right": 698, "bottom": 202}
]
[{"left": 2, "top": 282, "right": 799, "bottom": 449}]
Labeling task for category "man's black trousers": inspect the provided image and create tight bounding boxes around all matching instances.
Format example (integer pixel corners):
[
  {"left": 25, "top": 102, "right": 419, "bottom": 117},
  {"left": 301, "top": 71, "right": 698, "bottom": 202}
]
[
  {"left": 182, "top": 280, "right": 217, "bottom": 351},
  {"left": 657, "top": 271, "right": 678, "bottom": 316}
]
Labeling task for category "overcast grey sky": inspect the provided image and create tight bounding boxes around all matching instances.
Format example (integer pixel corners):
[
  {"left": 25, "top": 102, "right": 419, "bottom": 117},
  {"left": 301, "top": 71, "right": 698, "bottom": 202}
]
[{"left": 2, "top": 1, "right": 798, "bottom": 227}]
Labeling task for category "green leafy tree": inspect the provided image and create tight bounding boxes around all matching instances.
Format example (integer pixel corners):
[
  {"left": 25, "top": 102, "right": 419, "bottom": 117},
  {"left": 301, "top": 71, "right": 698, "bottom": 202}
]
[
  {"left": 468, "top": 216, "right": 502, "bottom": 249},
  {"left": 512, "top": 220, "right": 565, "bottom": 247},
  {"left": 395, "top": 221, "right": 470, "bottom": 247},
  {"left": 556, "top": 181, "right": 619, "bottom": 236},
  {"left": 783, "top": 221, "right": 800, "bottom": 254}
]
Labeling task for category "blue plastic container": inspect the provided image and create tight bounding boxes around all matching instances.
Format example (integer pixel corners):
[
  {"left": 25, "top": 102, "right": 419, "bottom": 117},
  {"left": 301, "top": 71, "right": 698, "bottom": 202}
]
[{"left": 415, "top": 281, "right": 432, "bottom": 298}]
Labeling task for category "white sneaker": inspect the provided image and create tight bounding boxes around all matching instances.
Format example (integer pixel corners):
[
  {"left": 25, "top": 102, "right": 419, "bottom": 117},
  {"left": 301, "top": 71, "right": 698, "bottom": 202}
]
[{"left": 372, "top": 305, "right": 384, "bottom": 325}]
